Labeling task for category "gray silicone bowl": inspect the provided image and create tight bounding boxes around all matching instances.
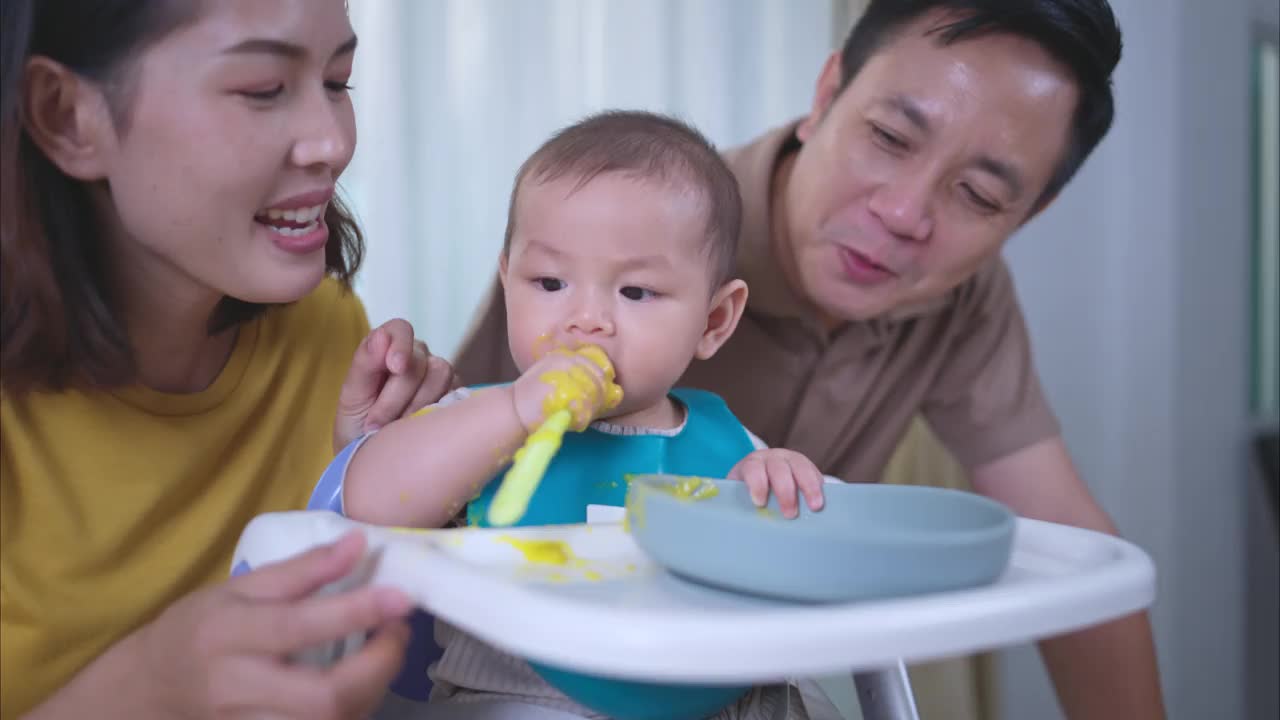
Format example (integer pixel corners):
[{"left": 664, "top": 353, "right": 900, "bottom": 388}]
[{"left": 626, "top": 476, "right": 1016, "bottom": 603}]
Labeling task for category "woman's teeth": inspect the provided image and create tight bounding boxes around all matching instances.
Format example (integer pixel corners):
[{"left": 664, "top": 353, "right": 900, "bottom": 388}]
[
  {"left": 264, "top": 204, "right": 324, "bottom": 223},
  {"left": 273, "top": 220, "right": 320, "bottom": 237},
  {"left": 257, "top": 203, "right": 326, "bottom": 234}
]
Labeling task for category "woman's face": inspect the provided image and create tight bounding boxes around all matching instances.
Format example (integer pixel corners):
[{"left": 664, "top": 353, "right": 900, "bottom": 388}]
[{"left": 96, "top": 0, "right": 357, "bottom": 307}]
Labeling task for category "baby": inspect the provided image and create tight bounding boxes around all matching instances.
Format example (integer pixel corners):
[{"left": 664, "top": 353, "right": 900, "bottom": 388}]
[{"left": 334, "top": 111, "right": 828, "bottom": 719}]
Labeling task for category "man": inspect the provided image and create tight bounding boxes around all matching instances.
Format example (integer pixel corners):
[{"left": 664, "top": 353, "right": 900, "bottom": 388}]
[{"left": 456, "top": 1, "right": 1165, "bottom": 717}]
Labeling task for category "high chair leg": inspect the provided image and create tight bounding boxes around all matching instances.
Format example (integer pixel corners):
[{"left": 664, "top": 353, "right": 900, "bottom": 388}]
[{"left": 853, "top": 661, "right": 921, "bottom": 720}]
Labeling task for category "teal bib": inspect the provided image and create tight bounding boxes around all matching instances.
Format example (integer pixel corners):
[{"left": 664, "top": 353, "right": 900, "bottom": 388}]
[
  {"left": 468, "top": 387, "right": 757, "bottom": 720},
  {"left": 467, "top": 387, "right": 755, "bottom": 527}
]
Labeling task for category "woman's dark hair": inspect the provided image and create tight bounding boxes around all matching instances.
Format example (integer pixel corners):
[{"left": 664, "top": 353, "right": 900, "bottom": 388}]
[
  {"left": 838, "top": 0, "right": 1123, "bottom": 208},
  {"left": 0, "top": 0, "right": 365, "bottom": 393}
]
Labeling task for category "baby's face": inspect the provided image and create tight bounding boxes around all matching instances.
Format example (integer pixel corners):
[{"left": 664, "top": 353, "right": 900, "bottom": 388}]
[{"left": 501, "top": 171, "right": 718, "bottom": 420}]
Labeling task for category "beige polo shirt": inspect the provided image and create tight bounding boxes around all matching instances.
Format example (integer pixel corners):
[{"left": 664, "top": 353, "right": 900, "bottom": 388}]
[{"left": 453, "top": 122, "right": 1060, "bottom": 483}]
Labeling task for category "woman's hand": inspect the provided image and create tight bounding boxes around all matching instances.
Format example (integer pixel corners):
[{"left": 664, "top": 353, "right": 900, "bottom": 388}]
[
  {"left": 29, "top": 532, "right": 413, "bottom": 719},
  {"left": 334, "top": 319, "right": 458, "bottom": 452}
]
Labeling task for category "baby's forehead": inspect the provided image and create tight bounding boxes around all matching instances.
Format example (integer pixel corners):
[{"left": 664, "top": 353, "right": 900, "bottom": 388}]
[
  {"left": 516, "top": 171, "right": 708, "bottom": 231},
  {"left": 509, "top": 225, "right": 715, "bottom": 273},
  {"left": 509, "top": 170, "right": 719, "bottom": 272},
  {"left": 519, "top": 167, "right": 705, "bottom": 206},
  {"left": 511, "top": 228, "right": 713, "bottom": 264}
]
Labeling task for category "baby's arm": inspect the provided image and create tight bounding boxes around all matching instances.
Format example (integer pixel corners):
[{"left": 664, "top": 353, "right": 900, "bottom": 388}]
[
  {"left": 343, "top": 385, "right": 528, "bottom": 527},
  {"left": 341, "top": 347, "right": 619, "bottom": 528}
]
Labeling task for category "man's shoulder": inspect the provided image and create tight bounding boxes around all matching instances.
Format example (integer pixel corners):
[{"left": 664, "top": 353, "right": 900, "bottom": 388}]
[{"left": 720, "top": 121, "right": 801, "bottom": 181}]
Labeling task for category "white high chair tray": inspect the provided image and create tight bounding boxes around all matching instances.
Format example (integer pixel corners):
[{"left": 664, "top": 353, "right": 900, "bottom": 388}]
[{"left": 233, "top": 511, "right": 1155, "bottom": 683}]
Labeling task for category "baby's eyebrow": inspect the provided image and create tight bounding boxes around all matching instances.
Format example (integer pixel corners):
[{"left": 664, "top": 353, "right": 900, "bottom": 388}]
[
  {"left": 519, "top": 237, "right": 565, "bottom": 257},
  {"left": 617, "top": 254, "right": 674, "bottom": 271}
]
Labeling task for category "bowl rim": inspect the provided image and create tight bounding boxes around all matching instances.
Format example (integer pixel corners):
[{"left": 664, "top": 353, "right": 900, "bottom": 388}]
[{"left": 628, "top": 475, "right": 1016, "bottom": 548}]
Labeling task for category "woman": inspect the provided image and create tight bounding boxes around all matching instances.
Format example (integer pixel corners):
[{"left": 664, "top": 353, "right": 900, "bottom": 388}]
[{"left": 0, "top": 1, "right": 453, "bottom": 717}]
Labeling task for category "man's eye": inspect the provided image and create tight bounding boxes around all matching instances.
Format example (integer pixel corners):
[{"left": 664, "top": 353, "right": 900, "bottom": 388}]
[
  {"left": 871, "top": 124, "right": 908, "bottom": 151},
  {"left": 620, "top": 286, "right": 655, "bottom": 301},
  {"left": 960, "top": 184, "right": 1000, "bottom": 213},
  {"left": 536, "top": 278, "right": 565, "bottom": 292}
]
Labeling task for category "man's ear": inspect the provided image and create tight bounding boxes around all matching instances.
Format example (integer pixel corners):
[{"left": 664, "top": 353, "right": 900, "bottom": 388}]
[
  {"left": 796, "top": 51, "right": 844, "bottom": 143},
  {"left": 694, "top": 279, "right": 749, "bottom": 360},
  {"left": 22, "top": 56, "right": 116, "bottom": 181}
]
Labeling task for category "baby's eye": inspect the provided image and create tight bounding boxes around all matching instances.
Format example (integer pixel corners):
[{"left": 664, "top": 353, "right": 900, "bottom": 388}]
[
  {"left": 620, "top": 286, "right": 655, "bottom": 301},
  {"left": 536, "top": 277, "right": 565, "bottom": 292}
]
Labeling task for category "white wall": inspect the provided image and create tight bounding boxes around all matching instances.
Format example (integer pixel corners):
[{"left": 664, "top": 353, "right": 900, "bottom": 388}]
[
  {"left": 998, "top": 0, "right": 1255, "bottom": 717},
  {"left": 344, "top": 0, "right": 832, "bottom": 360},
  {"left": 1258, "top": 0, "right": 1280, "bottom": 35}
]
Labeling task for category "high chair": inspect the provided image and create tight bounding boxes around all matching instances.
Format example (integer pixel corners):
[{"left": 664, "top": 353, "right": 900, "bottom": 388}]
[{"left": 233, "top": 501, "right": 1153, "bottom": 720}]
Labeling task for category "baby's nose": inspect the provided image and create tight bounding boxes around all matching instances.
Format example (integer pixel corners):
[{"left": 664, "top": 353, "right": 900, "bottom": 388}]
[{"left": 565, "top": 305, "right": 615, "bottom": 336}]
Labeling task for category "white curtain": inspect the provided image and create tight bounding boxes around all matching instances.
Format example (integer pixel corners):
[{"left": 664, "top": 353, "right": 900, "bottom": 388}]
[{"left": 344, "top": 0, "right": 834, "bottom": 358}]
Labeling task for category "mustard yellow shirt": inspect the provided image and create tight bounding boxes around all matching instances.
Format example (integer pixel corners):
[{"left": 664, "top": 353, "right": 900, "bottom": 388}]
[{"left": 0, "top": 279, "right": 370, "bottom": 718}]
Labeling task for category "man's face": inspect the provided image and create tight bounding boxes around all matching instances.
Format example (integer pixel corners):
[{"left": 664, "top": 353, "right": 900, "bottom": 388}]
[{"left": 780, "top": 12, "right": 1080, "bottom": 321}]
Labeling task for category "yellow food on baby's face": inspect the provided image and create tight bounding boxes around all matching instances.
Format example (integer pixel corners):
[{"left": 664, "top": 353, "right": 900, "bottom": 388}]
[{"left": 532, "top": 332, "right": 557, "bottom": 359}]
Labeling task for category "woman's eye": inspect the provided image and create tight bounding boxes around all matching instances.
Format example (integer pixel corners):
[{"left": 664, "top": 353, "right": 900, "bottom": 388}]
[
  {"left": 536, "top": 277, "right": 565, "bottom": 292},
  {"left": 325, "top": 81, "right": 354, "bottom": 93},
  {"left": 240, "top": 85, "right": 285, "bottom": 101},
  {"left": 620, "top": 286, "right": 655, "bottom": 301}
]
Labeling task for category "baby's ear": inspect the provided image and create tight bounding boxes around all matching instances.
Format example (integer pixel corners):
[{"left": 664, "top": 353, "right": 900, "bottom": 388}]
[{"left": 695, "top": 279, "right": 748, "bottom": 360}]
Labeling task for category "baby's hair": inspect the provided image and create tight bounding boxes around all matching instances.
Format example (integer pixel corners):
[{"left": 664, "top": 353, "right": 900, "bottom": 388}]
[{"left": 502, "top": 110, "right": 742, "bottom": 287}]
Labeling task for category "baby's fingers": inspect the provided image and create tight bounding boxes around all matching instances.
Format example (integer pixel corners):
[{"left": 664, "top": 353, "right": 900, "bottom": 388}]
[
  {"left": 792, "top": 458, "right": 826, "bottom": 512},
  {"left": 728, "top": 458, "right": 771, "bottom": 507},
  {"left": 766, "top": 455, "right": 800, "bottom": 518}
]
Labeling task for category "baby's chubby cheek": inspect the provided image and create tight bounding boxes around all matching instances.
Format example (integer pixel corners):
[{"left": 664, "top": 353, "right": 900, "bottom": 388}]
[{"left": 530, "top": 331, "right": 559, "bottom": 360}]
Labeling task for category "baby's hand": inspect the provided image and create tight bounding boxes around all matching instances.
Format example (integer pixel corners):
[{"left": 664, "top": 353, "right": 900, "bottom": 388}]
[
  {"left": 727, "top": 448, "right": 825, "bottom": 519},
  {"left": 510, "top": 346, "right": 623, "bottom": 432}
]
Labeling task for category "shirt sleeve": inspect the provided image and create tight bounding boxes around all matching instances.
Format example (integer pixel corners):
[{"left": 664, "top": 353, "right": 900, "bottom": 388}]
[
  {"left": 307, "top": 388, "right": 475, "bottom": 515},
  {"left": 922, "top": 258, "right": 1061, "bottom": 468},
  {"left": 419, "top": 387, "right": 474, "bottom": 411}
]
